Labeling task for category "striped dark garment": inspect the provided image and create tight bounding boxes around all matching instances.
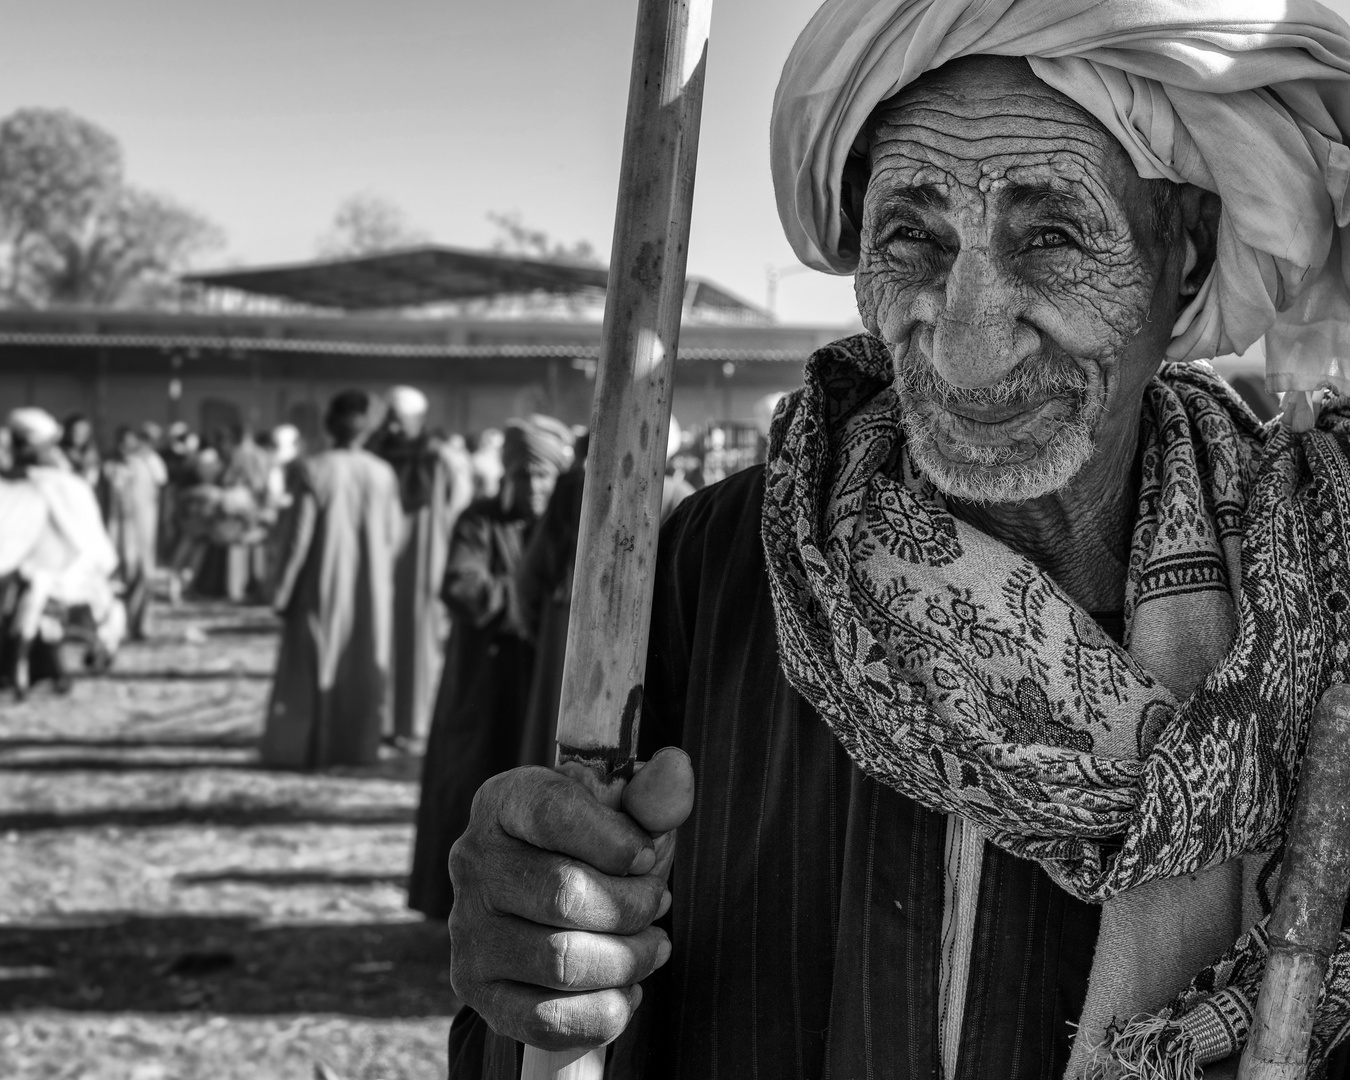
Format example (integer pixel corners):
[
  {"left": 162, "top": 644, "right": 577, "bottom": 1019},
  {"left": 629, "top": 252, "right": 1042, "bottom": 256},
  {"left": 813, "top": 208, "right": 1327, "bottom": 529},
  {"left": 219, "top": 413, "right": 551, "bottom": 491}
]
[{"left": 452, "top": 465, "right": 1101, "bottom": 1079}]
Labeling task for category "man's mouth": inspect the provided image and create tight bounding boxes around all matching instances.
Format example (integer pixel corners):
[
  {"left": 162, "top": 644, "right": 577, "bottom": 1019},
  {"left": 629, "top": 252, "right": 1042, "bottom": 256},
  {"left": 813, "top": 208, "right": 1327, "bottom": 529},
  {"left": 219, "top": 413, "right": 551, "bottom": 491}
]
[
  {"left": 930, "top": 396, "right": 1073, "bottom": 452},
  {"left": 940, "top": 397, "right": 1054, "bottom": 425}
]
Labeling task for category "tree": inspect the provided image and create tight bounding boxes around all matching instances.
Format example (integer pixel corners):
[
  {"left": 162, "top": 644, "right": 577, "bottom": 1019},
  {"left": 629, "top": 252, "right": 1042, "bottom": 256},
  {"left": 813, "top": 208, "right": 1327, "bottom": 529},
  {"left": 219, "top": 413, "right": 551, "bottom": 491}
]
[
  {"left": 487, "top": 211, "right": 600, "bottom": 265},
  {"left": 316, "top": 193, "right": 430, "bottom": 258},
  {"left": 26, "top": 187, "right": 223, "bottom": 308},
  {"left": 0, "top": 107, "right": 223, "bottom": 309}
]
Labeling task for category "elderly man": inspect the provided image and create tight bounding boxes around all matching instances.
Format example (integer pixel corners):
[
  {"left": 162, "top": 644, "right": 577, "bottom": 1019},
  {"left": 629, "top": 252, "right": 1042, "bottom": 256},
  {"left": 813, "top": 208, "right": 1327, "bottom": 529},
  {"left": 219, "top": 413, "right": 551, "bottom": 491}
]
[
  {"left": 368, "top": 385, "right": 473, "bottom": 747},
  {"left": 408, "top": 414, "right": 574, "bottom": 920},
  {"left": 445, "top": 3, "right": 1350, "bottom": 1078}
]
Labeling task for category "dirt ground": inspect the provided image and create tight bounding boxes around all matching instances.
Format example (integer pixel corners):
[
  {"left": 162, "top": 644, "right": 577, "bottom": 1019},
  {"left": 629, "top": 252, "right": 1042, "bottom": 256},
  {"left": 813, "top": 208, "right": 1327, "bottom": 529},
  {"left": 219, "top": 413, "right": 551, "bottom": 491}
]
[{"left": 0, "top": 600, "right": 456, "bottom": 1080}]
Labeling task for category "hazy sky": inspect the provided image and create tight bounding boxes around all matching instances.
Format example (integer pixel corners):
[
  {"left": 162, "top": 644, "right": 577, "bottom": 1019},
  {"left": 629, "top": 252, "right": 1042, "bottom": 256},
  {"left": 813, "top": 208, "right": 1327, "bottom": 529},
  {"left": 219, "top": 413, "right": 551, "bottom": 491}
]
[{"left": 3, "top": 0, "right": 1349, "bottom": 328}]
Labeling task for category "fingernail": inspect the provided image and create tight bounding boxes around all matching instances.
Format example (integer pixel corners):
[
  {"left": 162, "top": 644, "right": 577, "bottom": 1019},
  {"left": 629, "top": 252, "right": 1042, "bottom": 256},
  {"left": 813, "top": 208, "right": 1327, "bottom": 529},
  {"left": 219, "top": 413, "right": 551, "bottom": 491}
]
[
  {"left": 628, "top": 846, "right": 656, "bottom": 875},
  {"left": 655, "top": 938, "right": 672, "bottom": 967},
  {"left": 656, "top": 889, "right": 672, "bottom": 918}
]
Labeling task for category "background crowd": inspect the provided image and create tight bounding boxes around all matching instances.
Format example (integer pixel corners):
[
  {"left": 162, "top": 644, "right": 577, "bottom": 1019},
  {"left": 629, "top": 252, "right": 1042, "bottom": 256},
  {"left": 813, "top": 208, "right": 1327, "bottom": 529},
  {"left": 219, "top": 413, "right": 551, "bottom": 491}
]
[{"left": 0, "top": 386, "right": 704, "bottom": 921}]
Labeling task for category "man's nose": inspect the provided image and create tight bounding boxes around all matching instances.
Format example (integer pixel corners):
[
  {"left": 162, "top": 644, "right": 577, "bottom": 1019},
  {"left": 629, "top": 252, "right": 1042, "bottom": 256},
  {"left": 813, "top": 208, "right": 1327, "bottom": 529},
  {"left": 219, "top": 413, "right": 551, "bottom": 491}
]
[{"left": 929, "top": 248, "right": 1038, "bottom": 388}]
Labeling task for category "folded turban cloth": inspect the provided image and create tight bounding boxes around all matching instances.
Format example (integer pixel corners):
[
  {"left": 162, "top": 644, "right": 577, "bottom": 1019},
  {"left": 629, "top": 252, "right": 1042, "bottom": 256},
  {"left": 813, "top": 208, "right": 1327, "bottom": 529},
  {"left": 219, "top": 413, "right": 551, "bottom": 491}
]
[
  {"left": 386, "top": 385, "right": 428, "bottom": 419},
  {"left": 7, "top": 408, "right": 63, "bottom": 449},
  {"left": 501, "top": 414, "right": 575, "bottom": 473},
  {"left": 771, "top": 0, "right": 1350, "bottom": 398}
]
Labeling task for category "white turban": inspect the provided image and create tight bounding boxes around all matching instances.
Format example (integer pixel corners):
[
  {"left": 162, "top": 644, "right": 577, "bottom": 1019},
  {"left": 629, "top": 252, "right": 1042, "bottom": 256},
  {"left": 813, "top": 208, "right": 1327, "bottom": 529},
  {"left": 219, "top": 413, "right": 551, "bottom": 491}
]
[
  {"left": 771, "top": 0, "right": 1350, "bottom": 396},
  {"left": 386, "top": 385, "right": 429, "bottom": 419},
  {"left": 7, "top": 408, "right": 62, "bottom": 448}
]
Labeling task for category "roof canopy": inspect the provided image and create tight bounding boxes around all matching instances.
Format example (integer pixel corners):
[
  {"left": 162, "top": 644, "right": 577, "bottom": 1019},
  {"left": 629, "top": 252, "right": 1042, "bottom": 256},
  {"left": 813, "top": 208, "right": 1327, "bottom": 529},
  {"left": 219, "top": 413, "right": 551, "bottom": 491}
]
[{"left": 186, "top": 245, "right": 769, "bottom": 321}]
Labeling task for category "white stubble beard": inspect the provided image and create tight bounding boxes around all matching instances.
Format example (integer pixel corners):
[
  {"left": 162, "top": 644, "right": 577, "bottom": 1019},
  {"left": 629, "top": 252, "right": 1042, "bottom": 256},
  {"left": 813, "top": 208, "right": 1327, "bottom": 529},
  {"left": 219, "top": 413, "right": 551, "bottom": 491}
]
[{"left": 892, "top": 350, "right": 1103, "bottom": 505}]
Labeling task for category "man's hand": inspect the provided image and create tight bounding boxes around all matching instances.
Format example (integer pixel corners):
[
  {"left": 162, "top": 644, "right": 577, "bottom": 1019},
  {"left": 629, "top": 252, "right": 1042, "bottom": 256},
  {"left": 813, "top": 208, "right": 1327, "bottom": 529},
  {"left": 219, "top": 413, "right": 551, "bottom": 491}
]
[{"left": 448, "top": 747, "right": 695, "bottom": 1051}]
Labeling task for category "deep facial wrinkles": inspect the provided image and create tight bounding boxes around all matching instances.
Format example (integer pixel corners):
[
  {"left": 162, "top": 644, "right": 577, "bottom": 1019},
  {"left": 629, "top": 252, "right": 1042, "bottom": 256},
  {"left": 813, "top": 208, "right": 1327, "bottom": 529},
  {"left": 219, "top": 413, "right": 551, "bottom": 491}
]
[{"left": 853, "top": 68, "right": 1170, "bottom": 519}]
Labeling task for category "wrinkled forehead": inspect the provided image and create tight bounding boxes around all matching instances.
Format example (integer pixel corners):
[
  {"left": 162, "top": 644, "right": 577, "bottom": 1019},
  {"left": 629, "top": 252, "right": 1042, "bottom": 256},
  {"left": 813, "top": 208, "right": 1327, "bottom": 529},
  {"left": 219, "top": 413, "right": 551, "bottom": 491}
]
[{"left": 867, "top": 55, "right": 1139, "bottom": 206}]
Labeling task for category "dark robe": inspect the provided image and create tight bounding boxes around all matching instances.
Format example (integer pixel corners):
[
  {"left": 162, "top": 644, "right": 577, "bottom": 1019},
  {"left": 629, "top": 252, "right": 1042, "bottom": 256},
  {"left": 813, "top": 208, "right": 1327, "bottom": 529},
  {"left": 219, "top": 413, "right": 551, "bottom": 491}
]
[
  {"left": 369, "top": 431, "right": 471, "bottom": 743},
  {"left": 260, "top": 448, "right": 401, "bottom": 769},
  {"left": 515, "top": 470, "right": 694, "bottom": 771},
  {"left": 450, "top": 466, "right": 1106, "bottom": 1079},
  {"left": 407, "top": 496, "right": 537, "bottom": 919},
  {"left": 514, "top": 469, "right": 583, "bottom": 770}
]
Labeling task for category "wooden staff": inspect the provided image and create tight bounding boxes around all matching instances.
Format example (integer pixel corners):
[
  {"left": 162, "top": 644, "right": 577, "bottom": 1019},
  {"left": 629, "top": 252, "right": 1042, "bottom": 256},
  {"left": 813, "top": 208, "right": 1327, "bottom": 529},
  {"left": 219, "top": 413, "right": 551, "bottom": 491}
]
[
  {"left": 519, "top": 0, "right": 712, "bottom": 1078},
  {"left": 1239, "top": 684, "right": 1350, "bottom": 1079}
]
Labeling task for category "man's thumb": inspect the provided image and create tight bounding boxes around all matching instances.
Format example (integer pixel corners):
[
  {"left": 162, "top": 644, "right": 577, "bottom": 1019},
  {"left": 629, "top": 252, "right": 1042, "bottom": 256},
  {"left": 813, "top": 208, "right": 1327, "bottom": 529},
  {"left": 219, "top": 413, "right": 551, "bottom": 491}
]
[{"left": 622, "top": 747, "right": 694, "bottom": 836}]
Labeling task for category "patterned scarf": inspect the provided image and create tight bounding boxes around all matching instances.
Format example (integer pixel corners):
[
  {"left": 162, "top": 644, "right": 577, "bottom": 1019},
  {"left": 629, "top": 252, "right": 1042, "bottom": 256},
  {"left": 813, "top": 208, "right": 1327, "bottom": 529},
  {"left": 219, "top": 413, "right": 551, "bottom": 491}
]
[{"left": 762, "top": 334, "right": 1350, "bottom": 1073}]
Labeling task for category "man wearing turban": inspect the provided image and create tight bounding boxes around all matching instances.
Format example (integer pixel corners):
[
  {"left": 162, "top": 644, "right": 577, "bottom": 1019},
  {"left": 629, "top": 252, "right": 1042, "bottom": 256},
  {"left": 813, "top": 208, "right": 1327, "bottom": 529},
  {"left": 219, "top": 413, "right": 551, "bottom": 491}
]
[
  {"left": 408, "top": 414, "right": 573, "bottom": 920},
  {"left": 444, "top": 3, "right": 1350, "bottom": 1077},
  {"left": 367, "top": 385, "right": 474, "bottom": 747},
  {"left": 1, "top": 408, "right": 124, "bottom": 698}
]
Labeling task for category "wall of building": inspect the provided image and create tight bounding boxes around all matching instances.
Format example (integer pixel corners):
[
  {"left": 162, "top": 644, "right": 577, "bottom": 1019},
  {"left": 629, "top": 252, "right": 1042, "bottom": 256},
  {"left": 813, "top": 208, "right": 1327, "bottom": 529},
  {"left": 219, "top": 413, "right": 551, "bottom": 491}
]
[{"left": 0, "top": 344, "right": 806, "bottom": 447}]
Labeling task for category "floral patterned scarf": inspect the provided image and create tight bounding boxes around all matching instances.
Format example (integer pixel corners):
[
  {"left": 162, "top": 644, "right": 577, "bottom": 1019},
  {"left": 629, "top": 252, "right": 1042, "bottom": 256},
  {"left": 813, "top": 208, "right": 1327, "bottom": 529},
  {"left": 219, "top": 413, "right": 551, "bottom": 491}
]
[{"left": 761, "top": 334, "right": 1350, "bottom": 1073}]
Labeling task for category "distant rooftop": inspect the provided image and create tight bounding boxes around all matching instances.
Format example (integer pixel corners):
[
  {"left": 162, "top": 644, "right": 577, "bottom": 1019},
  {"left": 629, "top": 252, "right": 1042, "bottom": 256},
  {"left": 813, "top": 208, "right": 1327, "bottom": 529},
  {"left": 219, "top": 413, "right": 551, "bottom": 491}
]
[{"left": 185, "top": 245, "right": 772, "bottom": 324}]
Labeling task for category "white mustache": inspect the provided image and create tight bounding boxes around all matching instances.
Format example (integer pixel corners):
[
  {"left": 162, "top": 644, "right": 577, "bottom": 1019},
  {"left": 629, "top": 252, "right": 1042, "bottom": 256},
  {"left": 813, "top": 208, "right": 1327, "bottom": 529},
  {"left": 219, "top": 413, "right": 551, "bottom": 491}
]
[{"left": 893, "top": 350, "right": 1088, "bottom": 409}]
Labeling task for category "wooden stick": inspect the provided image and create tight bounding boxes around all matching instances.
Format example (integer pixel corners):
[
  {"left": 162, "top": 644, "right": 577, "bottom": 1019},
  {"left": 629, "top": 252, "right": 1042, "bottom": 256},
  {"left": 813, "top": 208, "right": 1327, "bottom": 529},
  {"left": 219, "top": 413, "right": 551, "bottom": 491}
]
[
  {"left": 519, "top": 1, "right": 712, "bottom": 1078},
  {"left": 1238, "top": 684, "right": 1350, "bottom": 1079}
]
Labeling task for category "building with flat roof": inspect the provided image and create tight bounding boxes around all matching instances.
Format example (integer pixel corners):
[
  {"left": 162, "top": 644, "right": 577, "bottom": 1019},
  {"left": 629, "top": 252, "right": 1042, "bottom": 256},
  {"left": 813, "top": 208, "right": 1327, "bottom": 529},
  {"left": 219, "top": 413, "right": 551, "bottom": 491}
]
[{"left": 0, "top": 245, "right": 854, "bottom": 444}]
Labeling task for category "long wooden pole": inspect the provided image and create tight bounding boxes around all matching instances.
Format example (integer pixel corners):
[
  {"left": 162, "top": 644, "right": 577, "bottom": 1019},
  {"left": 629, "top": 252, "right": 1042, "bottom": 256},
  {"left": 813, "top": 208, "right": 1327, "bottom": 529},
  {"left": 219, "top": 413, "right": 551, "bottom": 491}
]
[
  {"left": 1239, "top": 685, "right": 1350, "bottom": 1079},
  {"left": 519, "top": 1, "right": 712, "bottom": 1078}
]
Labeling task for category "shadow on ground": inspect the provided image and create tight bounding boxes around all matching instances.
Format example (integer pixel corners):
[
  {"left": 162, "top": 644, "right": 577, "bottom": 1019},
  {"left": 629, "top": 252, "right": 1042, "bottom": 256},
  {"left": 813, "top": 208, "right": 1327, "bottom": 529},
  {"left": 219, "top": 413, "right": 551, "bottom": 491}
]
[
  {"left": 0, "top": 914, "right": 455, "bottom": 1018},
  {"left": 99, "top": 670, "right": 273, "bottom": 683},
  {"left": 0, "top": 804, "right": 416, "bottom": 832},
  {"left": 206, "top": 621, "right": 283, "bottom": 637},
  {"left": 178, "top": 870, "right": 409, "bottom": 888},
  {"left": 0, "top": 757, "right": 260, "bottom": 773},
  {"left": 0, "top": 736, "right": 256, "bottom": 752},
  {"left": 0, "top": 730, "right": 422, "bottom": 778}
]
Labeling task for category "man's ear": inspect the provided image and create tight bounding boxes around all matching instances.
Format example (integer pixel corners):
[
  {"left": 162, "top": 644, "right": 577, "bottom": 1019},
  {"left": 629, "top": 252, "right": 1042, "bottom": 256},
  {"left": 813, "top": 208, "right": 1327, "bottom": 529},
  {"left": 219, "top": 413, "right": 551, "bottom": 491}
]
[
  {"left": 1177, "top": 185, "right": 1222, "bottom": 304},
  {"left": 839, "top": 152, "right": 871, "bottom": 259}
]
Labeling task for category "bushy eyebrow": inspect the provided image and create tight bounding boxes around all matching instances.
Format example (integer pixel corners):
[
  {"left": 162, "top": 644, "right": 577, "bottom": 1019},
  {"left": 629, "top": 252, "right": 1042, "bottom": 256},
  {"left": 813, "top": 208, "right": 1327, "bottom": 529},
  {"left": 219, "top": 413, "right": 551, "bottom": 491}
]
[
  {"left": 1001, "top": 182, "right": 1101, "bottom": 225},
  {"left": 876, "top": 184, "right": 949, "bottom": 216},
  {"left": 875, "top": 180, "right": 1104, "bottom": 223}
]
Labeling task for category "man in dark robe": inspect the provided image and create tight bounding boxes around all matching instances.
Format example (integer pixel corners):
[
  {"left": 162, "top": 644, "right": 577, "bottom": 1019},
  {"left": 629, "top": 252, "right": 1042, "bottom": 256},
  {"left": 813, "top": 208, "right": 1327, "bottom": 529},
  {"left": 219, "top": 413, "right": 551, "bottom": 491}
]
[
  {"left": 59, "top": 414, "right": 100, "bottom": 488},
  {"left": 441, "top": 4, "right": 1350, "bottom": 1077},
  {"left": 368, "top": 385, "right": 473, "bottom": 748},
  {"left": 407, "top": 414, "right": 573, "bottom": 919},
  {"left": 260, "top": 391, "right": 401, "bottom": 769},
  {"left": 514, "top": 427, "right": 691, "bottom": 771}
]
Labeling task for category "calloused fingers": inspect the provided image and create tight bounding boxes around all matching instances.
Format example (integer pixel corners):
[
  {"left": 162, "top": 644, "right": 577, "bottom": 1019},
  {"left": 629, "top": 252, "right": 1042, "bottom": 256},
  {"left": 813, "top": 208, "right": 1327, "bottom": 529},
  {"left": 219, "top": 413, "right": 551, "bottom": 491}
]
[
  {"left": 486, "top": 767, "right": 657, "bottom": 877},
  {"left": 462, "top": 832, "right": 670, "bottom": 934},
  {"left": 470, "top": 914, "right": 672, "bottom": 992},
  {"left": 470, "top": 981, "right": 645, "bottom": 1053}
]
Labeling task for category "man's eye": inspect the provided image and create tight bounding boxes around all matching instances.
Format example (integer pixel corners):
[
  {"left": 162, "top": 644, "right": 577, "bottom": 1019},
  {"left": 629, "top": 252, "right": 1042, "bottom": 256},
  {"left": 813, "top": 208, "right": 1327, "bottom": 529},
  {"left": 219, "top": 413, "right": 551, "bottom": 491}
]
[
  {"left": 891, "top": 225, "right": 934, "bottom": 243},
  {"left": 1026, "top": 228, "right": 1071, "bottom": 250}
]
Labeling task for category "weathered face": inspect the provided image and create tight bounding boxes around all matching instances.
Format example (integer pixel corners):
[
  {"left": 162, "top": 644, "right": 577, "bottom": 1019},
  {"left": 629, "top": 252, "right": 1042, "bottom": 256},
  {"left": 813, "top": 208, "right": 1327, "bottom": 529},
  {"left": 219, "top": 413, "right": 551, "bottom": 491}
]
[
  {"left": 854, "top": 57, "right": 1187, "bottom": 504},
  {"left": 504, "top": 461, "right": 559, "bottom": 519}
]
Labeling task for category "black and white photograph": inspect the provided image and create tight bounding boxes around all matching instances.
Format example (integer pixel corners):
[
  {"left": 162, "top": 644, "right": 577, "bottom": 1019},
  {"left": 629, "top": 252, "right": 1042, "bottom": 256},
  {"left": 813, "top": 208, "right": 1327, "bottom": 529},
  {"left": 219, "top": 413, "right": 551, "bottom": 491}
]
[{"left": 6, "top": 2, "right": 1350, "bottom": 1079}]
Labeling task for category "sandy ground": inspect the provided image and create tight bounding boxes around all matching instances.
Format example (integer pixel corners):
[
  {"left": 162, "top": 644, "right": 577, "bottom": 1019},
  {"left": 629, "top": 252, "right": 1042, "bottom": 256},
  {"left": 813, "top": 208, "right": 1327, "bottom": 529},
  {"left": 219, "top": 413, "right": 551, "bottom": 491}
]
[{"left": 0, "top": 601, "right": 456, "bottom": 1080}]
